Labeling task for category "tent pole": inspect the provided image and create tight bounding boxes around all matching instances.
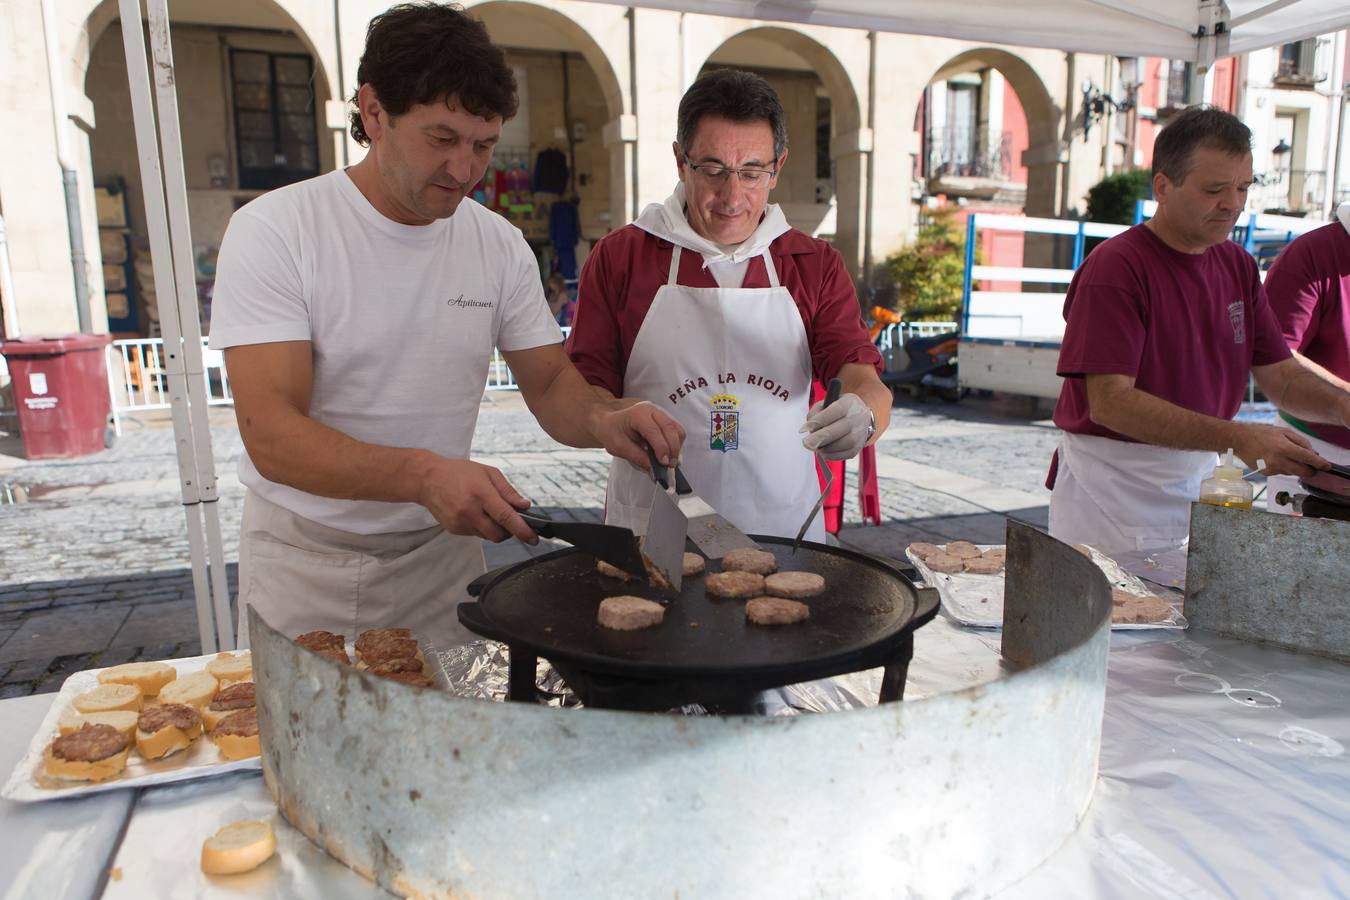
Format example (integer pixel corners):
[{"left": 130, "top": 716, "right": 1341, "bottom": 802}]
[
  {"left": 117, "top": 0, "right": 225, "bottom": 653},
  {"left": 145, "top": 0, "right": 234, "bottom": 650}
]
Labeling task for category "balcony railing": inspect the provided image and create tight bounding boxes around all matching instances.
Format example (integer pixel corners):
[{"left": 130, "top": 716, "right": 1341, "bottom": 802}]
[
  {"left": 1256, "top": 168, "right": 1330, "bottom": 214},
  {"left": 1274, "top": 38, "right": 1329, "bottom": 87},
  {"left": 921, "top": 126, "right": 1014, "bottom": 182}
]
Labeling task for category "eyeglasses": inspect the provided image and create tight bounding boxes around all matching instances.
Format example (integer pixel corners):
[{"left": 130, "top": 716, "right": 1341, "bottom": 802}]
[{"left": 682, "top": 154, "right": 777, "bottom": 188}]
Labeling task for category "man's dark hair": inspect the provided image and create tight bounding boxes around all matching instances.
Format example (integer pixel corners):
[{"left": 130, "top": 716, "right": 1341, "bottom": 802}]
[
  {"left": 1151, "top": 105, "right": 1251, "bottom": 185},
  {"left": 677, "top": 69, "right": 788, "bottom": 162},
  {"left": 349, "top": 2, "right": 517, "bottom": 146}
]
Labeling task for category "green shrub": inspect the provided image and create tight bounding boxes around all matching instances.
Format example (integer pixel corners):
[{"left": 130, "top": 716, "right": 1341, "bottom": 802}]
[
  {"left": 872, "top": 206, "right": 973, "bottom": 321},
  {"left": 1085, "top": 170, "right": 1151, "bottom": 225}
]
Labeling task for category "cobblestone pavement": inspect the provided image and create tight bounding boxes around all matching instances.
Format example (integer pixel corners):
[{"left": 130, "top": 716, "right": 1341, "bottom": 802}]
[{"left": 0, "top": 390, "right": 1059, "bottom": 696}]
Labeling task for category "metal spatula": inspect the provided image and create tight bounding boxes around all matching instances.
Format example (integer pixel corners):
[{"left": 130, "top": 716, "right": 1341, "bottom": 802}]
[
  {"left": 791, "top": 377, "right": 842, "bottom": 553},
  {"left": 673, "top": 465, "right": 759, "bottom": 559},
  {"left": 518, "top": 512, "right": 647, "bottom": 580},
  {"left": 642, "top": 447, "right": 688, "bottom": 592}
]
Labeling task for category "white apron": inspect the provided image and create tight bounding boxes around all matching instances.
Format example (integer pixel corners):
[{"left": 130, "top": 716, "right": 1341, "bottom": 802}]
[
  {"left": 605, "top": 245, "right": 823, "bottom": 543},
  {"left": 1049, "top": 432, "right": 1217, "bottom": 589},
  {"left": 235, "top": 490, "right": 484, "bottom": 649}
]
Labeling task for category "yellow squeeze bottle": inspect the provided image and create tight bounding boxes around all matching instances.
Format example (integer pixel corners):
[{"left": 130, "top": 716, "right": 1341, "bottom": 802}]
[{"left": 1199, "top": 449, "right": 1254, "bottom": 510}]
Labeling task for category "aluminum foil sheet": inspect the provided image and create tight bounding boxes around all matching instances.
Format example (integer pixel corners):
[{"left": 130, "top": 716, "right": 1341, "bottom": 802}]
[
  {"left": 906, "top": 543, "right": 1188, "bottom": 630},
  {"left": 430, "top": 639, "right": 887, "bottom": 716}
]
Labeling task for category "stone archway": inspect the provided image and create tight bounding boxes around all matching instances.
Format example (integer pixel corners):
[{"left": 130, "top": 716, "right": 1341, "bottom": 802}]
[
  {"left": 927, "top": 48, "right": 1060, "bottom": 220},
  {"left": 693, "top": 26, "right": 868, "bottom": 283},
  {"left": 76, "top": 0, "right": 337, "bottom": 335},
  {"left": 468, "top": 1, "right": 633, "bottom": 231}
]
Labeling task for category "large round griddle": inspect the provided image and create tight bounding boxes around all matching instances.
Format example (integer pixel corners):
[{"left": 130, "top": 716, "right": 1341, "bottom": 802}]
[{"left": 458, "top": 536, "right": 939, "bottom": 710}]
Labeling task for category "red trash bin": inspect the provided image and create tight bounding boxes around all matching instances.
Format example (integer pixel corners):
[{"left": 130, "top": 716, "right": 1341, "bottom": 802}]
[{"left": 2, "top": 334, "right": 113, "bottom": 459}]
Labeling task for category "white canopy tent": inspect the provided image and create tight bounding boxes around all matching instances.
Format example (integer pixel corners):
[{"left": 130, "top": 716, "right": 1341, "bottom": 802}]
[
  {"left": 116, "top": 0, "right": 1347, "bottom": 649},
  {"left": 585, "top": 0, "right": 1350, "bottom": 68}
]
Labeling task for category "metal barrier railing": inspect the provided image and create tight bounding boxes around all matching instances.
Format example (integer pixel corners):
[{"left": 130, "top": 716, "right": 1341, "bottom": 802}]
[
  {"left": 875, "top": 322, "right": 958, "bottom": 373},
  {"left": 107, "top": 327, "right": 575, "bottom": 431},
  {"left": 106, "top": 337, "right": 232, "bottom": 436},
  {"left": 485, "top": 326, "right": 570, "bottom": 391}
]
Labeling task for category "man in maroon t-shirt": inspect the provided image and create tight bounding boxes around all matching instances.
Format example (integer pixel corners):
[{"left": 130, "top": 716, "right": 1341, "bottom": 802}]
[
  {"left": 566, "top": 70, "right": 887, "bottom": 542},
  {"left": 1261, "top": 202, "right": 1350, "bottom": 512},
  {"left": 1049, "top": 106, "right": 1350, "bottom": 585}
]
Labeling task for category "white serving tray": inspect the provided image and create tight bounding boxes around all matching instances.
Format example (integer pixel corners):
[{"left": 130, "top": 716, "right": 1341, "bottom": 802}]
[
  {"left": 906, "top": 543, "right": 1188, "bottom": 630},
  {"left": 2, "top": 652, "right": 260, "bottom": 803}
]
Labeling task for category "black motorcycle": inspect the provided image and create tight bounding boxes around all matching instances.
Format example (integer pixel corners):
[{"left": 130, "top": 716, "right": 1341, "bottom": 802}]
[{"left": 880, "top": 328, "right": 963, "bottom": 403}]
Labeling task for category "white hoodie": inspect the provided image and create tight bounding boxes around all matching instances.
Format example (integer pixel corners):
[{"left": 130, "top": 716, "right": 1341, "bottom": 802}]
[
  {"left": 632, "top": 182, "right": 792, "bottom": 289},
  {"left": 1338, "top": 200, "right": 1350, "bottom": 236}
]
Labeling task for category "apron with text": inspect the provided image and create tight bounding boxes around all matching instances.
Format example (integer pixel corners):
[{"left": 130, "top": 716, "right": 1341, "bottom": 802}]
[
  {"left": 605, "top": 245, "right": 823, "bottom": 543},
  {"left": 1049, "top": 432, "right": 1217, "bottom": 588}
]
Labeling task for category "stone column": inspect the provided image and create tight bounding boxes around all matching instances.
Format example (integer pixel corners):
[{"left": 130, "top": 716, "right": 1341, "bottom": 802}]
[
  {"left": 603, "top": 113, "right": 637, "bottom": 228},
  {"left": 830, "top": 127, "right": 872, "bottom": 287}
]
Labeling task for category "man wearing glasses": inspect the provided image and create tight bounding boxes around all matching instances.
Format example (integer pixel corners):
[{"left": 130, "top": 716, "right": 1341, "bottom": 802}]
[{"left": 567, "top": 68, "right": 889, "bottom": 542}]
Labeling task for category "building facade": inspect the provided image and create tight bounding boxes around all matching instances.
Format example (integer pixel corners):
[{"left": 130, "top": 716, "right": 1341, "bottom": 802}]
[{"left": 0, "top": 0, "right": 1345, "bottom": 342}]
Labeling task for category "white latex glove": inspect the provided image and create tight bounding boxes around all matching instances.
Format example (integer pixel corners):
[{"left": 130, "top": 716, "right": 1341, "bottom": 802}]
[{"left": 799, "top": 392, "right": 874, "bottom": 461}]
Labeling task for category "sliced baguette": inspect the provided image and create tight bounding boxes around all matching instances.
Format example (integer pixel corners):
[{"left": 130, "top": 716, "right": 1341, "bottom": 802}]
[
  {"left": 205, "top": 652, "right": 252, "bottom": 686},
  {"left": 73, "top": 683, "right": 142, "bottom": 714},
  {"left": 200, "top": 819, "right": 276, "bottom": 875},
  {"left": 97, "top": 661, "right": 177, "bottom": 697},
  {"left": 157, "top": 670, "right": 218, "bottom": 711}
]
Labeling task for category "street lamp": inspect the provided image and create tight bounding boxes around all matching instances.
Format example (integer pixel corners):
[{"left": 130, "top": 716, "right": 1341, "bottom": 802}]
[
  {"left": 1269, "top": 138, "right": 1292, "bottom": 186},
  {"left": 1080, "top": 79, "right": 1135, "bottom": 141}
]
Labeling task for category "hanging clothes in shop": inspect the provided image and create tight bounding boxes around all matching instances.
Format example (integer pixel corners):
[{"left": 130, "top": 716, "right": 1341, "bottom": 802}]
[
  {"left": 550, "top": 199, "right": 580, "bottom": 280},
  {"left": 532, "top": 148, "right": 569, "bottom": 194}
]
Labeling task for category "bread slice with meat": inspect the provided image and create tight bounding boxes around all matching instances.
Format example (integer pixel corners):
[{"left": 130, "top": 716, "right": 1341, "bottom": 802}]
[
  {"left": 135, "top": 703, "right": 203, "bottom": 760},
  {"left": 58, "top": 708, "right": 139, "bottom": 739},
  {"left": 210, "top": 707, "right": 260, "bottom": 761},
  {"left": 44, "top": 724, "right": 131, "bottom": 782},
  {"left": 203, "top": 682, "right": 255, "bottom": 731}
]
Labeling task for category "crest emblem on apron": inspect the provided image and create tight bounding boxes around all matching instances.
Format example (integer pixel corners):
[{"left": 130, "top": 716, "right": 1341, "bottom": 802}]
[
  {"left": 1227, "top": 300, "right": 1245, "bottom": 344},
  {"left": 709, "top": 393, "right": 740, "bottom": 453}
]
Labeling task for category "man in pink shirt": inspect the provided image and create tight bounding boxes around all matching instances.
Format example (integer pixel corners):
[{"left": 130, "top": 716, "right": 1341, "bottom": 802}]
[
  {"left": 1262, "top": 202, "right": 1350, "bottom": 511},
  {"left": 567, "top": 69, "right": 888, "bottom": 543},
  {"left": 1048, "top": 106, "right": 1350, "bottom": 585}
]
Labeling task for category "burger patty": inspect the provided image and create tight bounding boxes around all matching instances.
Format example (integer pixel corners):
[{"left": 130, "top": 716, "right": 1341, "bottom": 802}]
[
  {"left": 368, "top": 658, "right": 424, "bottom": 676},
  {"left": 212, "top": 707, "right": 259, "bottom": 738},
  {"left": 597, "top": 596, "right": 666, "bottom": 631},
  {"left": 295, "top": 630, "right": 345, "bottom": 652},
  {"left": 358, "top": 636, "right": 420, "bottom": 666},
  {"left": 138, "top": 703, "right": 200, "bottom": 733},
  {"left": 764, "top": 571, "right": 826, "bottom": 599},
  {"left": 314, "top": 646, "right": 351, "bottom": 665},
  {"left": 208, "top": 682, "right": 255, "bottom": 711},
  {"left": 962, "top": 556, "right": 1004, "bottom": 575},
  {"left": 705, "top": 570, "right": 766, "bottom": 599},
  {"left": 375, "top": 669, "right": 434, "bottom": 687},
  {"left": 720, "top": 548, "right": 778, "bottom": 575},
  {"left": 746, "top": 596, "right": 811, "bottom": 625},
  {"left": 596, "top": 559, "right": 637, "bottom": 581},
  {"left": 52, "top": 723, "right": 128, "bottom": 762},
  {"left": 354, "top": 628, "right": 412, "bottom": 656}
]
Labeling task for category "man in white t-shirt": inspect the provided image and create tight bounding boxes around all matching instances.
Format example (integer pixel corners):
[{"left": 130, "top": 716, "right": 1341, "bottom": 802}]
[{"left": 209, "top": 4, "right": 684, "bottom": 648}]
